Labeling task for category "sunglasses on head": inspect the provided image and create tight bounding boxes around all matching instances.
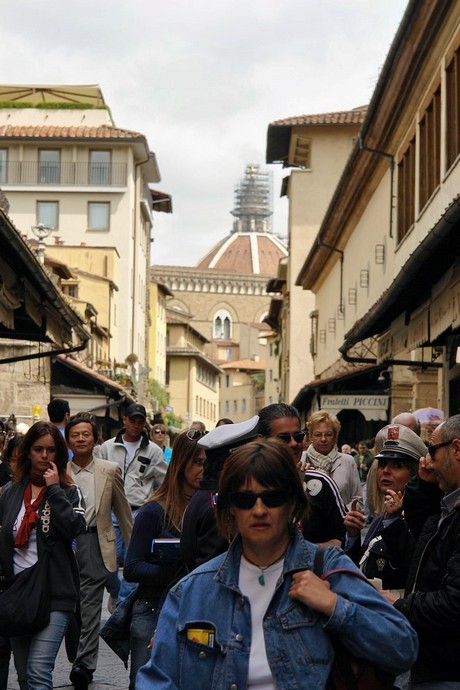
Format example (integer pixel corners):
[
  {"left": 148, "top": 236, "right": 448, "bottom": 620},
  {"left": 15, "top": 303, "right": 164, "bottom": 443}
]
[
  {"left": 276, "top": 431, "right": 305, "bottom": 444},
  {"left": 229, "top": 490, "right": 291, "bottom": 510},
  {"left": 186, "top": 429, "right": 207, "bottom": 441}
]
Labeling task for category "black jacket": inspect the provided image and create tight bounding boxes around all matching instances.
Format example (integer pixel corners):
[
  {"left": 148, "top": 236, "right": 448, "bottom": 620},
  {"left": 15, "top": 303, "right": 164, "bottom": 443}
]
[
  {"left": 180, "top": 480, "right": 227, "bottom": 573},
  {"left": 302, "top": 469, "right": 346, "bottom": 544},
  {"left": 403, "top": 474, "right": 443, "bottom": 541},
  {"left": 394, "top": 499, "right": 460, "bottom": 683},
  {"left": 346, "top": 514, "right": 415, "bottom": 589},
  {"left": 0, "top": 478, "right": 86, "bottom": 612}
]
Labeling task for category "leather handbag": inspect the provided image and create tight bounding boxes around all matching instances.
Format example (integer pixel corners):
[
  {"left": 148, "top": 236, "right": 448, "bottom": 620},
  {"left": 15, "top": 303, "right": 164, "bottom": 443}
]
[
  {"left": 313, "top": 547, "right": 396, "bottom": 690},
  {"left": 0, "top": 502, "right": 52, "bottom": 637}
]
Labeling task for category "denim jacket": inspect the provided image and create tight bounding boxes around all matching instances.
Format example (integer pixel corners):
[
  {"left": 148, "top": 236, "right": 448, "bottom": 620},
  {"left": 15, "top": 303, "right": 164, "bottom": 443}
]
[{"left": 137, "top": 532, "right": 418, "bottom": 690}]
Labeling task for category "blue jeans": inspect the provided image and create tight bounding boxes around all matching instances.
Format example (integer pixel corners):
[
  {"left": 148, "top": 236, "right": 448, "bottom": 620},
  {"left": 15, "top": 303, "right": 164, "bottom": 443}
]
[
  {"left": 129, "top": 598, "right": 161, "bottom": 690},
  {"left": 113, "top": 511, "right": 137, "bottom": 602},
  {"left": 10, "top": 610, "right": 69, "bottom": 690}
]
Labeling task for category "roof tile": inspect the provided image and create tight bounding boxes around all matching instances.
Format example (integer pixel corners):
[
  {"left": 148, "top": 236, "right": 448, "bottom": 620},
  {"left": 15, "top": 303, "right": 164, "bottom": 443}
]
[
  {"left": 0, "top": 124, "right": 145, "bottom": 140},
  {"left": 270, "top": 106, "right": 368, "bottom": 127}
]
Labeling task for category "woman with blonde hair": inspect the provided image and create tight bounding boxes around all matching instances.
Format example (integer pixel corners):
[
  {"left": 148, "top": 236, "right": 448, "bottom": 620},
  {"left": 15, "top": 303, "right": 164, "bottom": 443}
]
[
  {"left": 150, "top": 423, "right": 172, "bottom": 463},
  {"left": 306, "top": 411, "right": 361, "bottom": 506},
  {"left": 122, "top": 429, "right": 205, "bottom": 689}
]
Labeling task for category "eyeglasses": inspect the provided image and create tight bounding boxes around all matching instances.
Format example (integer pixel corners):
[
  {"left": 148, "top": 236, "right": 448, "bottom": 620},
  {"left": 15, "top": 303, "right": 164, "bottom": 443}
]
[
  {"left": 186, "top": 429, "right": 207, "bottom": 441},
  {"left": 153, "top": 429, "right": 164, "bottom": 434},
  {"left": 276, "top": 431, "right": 305, "bottom": 444},
  {"left": 229, "top": 490, "right": 291, "bottom": 510},
  {"left": 427, "top": 440, "right": 452, "bottom": 459}
]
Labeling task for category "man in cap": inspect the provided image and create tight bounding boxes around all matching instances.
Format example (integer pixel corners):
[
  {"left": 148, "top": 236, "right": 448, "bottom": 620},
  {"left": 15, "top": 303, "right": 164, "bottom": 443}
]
[
  {"left": 383, "top": 414, "right": 460, "bottom": 688},
  {"left": 345, "top": 424, "right": 427, "bottom": 590},
  {"left": 257, "top": 403, "right": 346, "bottom": 546},
  {"left": 180, "top": 416, "right": 259, "bottom": 573},
  {"left": 97, "top": 403, "right": 167, "bottom": 602}
]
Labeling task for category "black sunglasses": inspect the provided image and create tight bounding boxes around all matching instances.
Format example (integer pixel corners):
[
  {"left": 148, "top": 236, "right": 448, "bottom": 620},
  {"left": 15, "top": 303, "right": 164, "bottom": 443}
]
[
  {"left": 427, "top": 440, "right": 452, "bottom": 459},
  {"left": 186, "top": 429, "right": 207, "bottom": 441},
  {"left": 153, "top": 429, "right": 164, "bottom": 434},
  {"left": 276, "top": 431, "right": 305, "bottom": 444},
  {"left": 229, "top": 490, "right": 291, "bottom": 510}
]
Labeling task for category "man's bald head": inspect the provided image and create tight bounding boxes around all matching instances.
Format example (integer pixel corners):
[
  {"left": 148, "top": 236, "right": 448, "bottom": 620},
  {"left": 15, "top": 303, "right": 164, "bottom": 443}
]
[{"left": 391, "top": 412, "right": 421, "bottom": 436}]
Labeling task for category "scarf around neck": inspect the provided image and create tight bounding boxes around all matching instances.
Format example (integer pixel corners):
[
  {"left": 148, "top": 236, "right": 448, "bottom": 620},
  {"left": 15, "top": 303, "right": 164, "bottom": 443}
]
[
  {"left": 306, "top": 444, "right": 340, "bottom": 475},
  {"left": 15, "top": 482, "right": 47, "bottom": 549}
]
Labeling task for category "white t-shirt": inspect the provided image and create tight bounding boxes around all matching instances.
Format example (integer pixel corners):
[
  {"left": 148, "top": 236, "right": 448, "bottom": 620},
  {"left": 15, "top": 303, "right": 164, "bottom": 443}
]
[
  {"left": 239, "top": 555, "right": 284, "bottom": 690},
  {"left": 13, "top": 499, "right": 39, "bottom": 574},
  {"left": 122, "top": 438, "right": 142, "bottom": 464}
]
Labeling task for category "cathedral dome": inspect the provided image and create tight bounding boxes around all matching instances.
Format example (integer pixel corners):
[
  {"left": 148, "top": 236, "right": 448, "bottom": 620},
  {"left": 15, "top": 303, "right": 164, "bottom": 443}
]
[
  {"left": 196, "top": 231, "right": 287, "bottom": 276},
  {"left": 196, "top": 163, "right": 287, "bottom": 276}
]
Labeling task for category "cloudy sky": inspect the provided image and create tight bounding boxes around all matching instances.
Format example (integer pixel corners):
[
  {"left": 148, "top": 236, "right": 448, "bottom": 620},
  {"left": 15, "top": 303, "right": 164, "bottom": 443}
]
[{"left": 2, "top": 0, "right": 408, "bottom": 266}]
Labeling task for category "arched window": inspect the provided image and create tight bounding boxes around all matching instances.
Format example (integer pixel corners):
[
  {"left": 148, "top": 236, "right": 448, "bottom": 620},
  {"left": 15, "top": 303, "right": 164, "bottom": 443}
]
[{"left": 214, "top": 309, "right": 232, "bottom": 339}]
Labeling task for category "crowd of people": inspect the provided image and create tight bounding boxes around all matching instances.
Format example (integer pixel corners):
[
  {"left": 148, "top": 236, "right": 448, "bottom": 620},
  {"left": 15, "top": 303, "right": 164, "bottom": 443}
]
[{"left": 0, "top": 400, "right": 458, "bottom": 689}]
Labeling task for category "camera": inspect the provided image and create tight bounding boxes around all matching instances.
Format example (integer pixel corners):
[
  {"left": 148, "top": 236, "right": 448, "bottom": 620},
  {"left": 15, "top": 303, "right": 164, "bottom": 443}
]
[{"left": 138, "top": 455, "right": 151, "bottom": 474}]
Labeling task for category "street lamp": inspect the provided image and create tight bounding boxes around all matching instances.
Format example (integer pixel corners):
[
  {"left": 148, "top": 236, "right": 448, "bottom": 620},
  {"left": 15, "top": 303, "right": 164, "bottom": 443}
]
[{"left": 31, "top": 224, "right": 55, "bottom": 264}]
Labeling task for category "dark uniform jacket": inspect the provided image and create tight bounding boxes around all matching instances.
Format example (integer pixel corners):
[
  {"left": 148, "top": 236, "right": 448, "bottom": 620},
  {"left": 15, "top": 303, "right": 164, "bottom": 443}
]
[
  {"left": 346, "top": 514, "right": 415, "bottom": 590},
  {"left": 180, "top": 480, "right": 227, "bottom": 574},
  {"left": 394, "top": 499, "right": 460, "bottom": 684}
]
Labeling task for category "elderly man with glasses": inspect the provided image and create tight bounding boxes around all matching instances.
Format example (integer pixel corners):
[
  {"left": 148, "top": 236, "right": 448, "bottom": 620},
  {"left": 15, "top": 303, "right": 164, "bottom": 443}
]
[{"left": 382, "top": 414, "right": 460, "bottom": 689}]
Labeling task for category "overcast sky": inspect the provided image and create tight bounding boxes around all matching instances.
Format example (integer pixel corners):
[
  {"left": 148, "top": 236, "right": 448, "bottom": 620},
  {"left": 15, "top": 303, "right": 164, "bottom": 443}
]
[{"left": 2, "top": 0, "right": 408, "bottom": 266}]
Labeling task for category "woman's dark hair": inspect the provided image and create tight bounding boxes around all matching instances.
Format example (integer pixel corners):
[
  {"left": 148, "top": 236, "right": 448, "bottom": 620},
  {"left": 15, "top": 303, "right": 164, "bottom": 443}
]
[
  {"left": 3, "top": 434, "right": 24, "bottom": 465},
  {"left": 215, "top": 418, "right": 234, "bottom": 427},
  {"left": 216, "top": 438, "right": 309, "bottom": 539},
  {"left": 14, "top": 421, "right": 73, "bottom": 486},
  {"left": 65, "top": 412, "right": 99, "bottom": 443},
  {"left": 147, "top": 430, "right": 204, "bottom": 531}
]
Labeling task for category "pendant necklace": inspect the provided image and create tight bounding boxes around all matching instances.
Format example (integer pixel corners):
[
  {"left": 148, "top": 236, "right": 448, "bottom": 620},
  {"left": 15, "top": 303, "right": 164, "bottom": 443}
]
[
  {"left": 258, "top": 566, "right": 269, "bottom": 586},
  {"left": 256, "top": 556, "right": 284, "bottom": 586},
  {"left": 244, "top": 550, "right": 286, "bottom": 587}
]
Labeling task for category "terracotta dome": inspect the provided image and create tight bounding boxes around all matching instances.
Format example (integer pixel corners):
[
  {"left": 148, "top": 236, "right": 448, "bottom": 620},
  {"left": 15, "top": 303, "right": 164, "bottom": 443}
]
[{"left": 196, "top": 232, "right": 287, "bottom": 276}]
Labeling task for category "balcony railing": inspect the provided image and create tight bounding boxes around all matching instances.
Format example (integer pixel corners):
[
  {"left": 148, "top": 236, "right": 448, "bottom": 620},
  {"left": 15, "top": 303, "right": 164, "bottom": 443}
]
[{"left": 0, "top": 161, "right": 128, "bottom": 186}]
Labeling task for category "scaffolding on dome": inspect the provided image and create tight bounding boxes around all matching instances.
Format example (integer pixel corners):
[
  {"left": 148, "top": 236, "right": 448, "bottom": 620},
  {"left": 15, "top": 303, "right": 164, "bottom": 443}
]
[{"left": 231, "top": 164, "right": 273, "bottom": 234}]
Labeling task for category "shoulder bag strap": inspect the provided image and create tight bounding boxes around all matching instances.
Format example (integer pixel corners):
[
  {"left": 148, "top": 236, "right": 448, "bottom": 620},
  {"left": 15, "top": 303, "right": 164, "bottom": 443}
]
[{"left": 313, "top": 546, "right": 372, "bottom": 586}]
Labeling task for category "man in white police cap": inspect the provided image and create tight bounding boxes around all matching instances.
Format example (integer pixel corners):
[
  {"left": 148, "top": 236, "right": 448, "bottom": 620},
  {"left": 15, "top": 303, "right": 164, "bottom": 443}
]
[
  {"left": 345, "top": 424, "right": 427, "bottom": 590},
  {"left": 180, "top": 416, "right": 259, "bottom": 573}
]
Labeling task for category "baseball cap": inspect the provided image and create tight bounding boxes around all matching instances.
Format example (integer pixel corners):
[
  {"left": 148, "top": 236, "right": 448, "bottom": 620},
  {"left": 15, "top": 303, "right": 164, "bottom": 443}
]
[
  {"left": 375, "top": 424, "right": 427, "bottom": 463},
  {"left": 125, "top": 403, "right": 147, "bottom": 419}
]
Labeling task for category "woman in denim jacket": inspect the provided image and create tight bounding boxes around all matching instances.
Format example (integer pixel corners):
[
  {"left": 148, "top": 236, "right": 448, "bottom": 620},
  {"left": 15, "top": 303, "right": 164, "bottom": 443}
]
[{"left": 137, "top": 439, "right": 418, "bottom": 690}]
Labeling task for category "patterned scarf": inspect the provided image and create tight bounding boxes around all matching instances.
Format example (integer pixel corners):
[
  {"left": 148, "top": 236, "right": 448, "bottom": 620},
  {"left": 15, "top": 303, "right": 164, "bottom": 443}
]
[
  {"left": 15, "top": 482, "right": 47, "bottom": 549},
  {"left": 306, "top": 444, "right": 340, "bottom": 475}
]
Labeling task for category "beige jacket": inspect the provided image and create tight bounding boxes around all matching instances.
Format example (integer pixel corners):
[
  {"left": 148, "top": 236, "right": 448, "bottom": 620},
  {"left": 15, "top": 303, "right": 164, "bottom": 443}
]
[{"left": 77, "top": 456, "right": 133, "bottom": 572}]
